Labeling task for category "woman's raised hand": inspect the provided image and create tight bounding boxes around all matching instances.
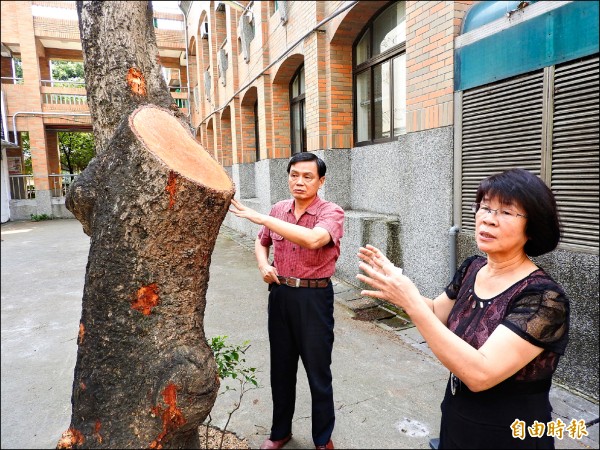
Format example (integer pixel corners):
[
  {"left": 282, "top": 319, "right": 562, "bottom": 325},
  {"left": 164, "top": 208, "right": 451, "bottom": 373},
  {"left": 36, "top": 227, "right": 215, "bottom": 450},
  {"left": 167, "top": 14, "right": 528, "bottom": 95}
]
[
  {"left": 357, "top": 245, "right": 398, "bottom": 276},
  {"left": 357, "top": 245, "right": 419, "bottom": 311}
]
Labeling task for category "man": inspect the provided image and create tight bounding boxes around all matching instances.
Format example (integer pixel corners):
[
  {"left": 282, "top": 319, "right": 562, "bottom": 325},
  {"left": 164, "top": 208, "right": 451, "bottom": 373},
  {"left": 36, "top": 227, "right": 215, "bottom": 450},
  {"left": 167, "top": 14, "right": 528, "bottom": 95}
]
[{"left": 229, "top": 152, "right": 344, "bottom": 450}]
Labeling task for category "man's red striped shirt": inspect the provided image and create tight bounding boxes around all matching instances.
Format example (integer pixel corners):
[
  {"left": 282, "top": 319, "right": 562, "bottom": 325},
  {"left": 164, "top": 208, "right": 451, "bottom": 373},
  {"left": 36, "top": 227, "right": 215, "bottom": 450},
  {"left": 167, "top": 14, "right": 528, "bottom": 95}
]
[{"left": 258, "top": 196, "right": 344, "bottom": 279}]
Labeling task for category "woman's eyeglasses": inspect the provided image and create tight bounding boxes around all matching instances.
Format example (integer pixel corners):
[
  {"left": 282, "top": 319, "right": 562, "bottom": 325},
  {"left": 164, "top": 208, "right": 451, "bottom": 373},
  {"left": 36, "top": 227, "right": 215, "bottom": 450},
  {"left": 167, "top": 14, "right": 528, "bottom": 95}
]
[{"left": 472, "top": 203, "right": 528, "bottom": 220}]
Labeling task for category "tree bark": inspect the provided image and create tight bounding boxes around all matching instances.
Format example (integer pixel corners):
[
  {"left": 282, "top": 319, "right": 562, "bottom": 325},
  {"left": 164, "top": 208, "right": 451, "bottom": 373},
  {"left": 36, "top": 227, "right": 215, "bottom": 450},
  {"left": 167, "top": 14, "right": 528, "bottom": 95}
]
[
  {"left": 76, "top": 0, "right": 181, "bottom": 155},
  {"left": 59, "top": 2, "right": 234, "bottom": 448}
]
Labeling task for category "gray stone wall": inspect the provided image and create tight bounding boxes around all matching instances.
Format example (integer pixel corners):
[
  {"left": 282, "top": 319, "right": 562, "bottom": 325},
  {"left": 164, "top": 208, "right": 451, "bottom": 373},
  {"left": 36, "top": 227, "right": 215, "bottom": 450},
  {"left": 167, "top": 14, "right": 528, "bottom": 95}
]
[
  {"left": 347, "top": 127, "right": 455, "bottom": 297},
  {"left": 9, "top": 197, "right": 75, "bottom": 221},
  {"left": 9, "top": 199, "right": 37, "bottom": 221},
  {"left": 224, "top": 157, "right": 289, "bottom": 240},
  {"left": 457, "top": 234, "right": 599, "bottom": 402},
  {"left": 313, "top": 148, "right": 351, "bottom": 210},
  {"left": 52, "top": 199, "right": 75, "bottom": 219},
  {"left": 225, "top": 127, "right": 455, "bottom": 299}
]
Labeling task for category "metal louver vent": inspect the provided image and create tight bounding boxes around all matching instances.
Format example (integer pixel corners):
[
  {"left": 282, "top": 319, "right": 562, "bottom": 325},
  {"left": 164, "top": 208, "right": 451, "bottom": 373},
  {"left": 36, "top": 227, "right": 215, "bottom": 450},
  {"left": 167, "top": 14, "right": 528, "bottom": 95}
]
[
  {"left": 461, "top": 70, "right": 544, "bottom": 231},
  {"left": 551, "top": 55, "right": 599, "bottom": 249}
]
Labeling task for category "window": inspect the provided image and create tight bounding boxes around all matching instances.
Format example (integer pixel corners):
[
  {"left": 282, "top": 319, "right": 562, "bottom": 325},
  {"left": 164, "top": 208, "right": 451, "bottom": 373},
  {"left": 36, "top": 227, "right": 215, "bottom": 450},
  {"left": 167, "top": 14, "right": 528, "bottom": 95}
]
[
  {"left": 161, "top": 67, "right": 181, "bottom": 87},
  {"left": 354, "top": 2, "right": 406, "bottom": 145},
  {"left": 192, "top": 85, "right": 199, "bottom": 112},
  {"left": 290, "top": 65, "right": 305, "bottom": 154},
  {"left": 50, "top": 60, "right": 84, "bottom": 84}
]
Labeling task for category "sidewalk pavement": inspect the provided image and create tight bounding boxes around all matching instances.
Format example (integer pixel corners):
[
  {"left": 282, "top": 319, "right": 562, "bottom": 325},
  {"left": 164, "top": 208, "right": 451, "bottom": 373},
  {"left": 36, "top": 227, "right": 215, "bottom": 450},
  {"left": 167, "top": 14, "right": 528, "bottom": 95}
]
[{"left": 1, "top": 219, "right": 598, "bottom": 449}]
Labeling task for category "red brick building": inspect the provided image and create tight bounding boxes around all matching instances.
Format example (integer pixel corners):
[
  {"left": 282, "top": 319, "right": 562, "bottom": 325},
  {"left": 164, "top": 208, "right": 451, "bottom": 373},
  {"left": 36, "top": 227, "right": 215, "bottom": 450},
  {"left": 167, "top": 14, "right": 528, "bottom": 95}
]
[{"left": 1, "top": 0, "right": 187, "bottom": 220}]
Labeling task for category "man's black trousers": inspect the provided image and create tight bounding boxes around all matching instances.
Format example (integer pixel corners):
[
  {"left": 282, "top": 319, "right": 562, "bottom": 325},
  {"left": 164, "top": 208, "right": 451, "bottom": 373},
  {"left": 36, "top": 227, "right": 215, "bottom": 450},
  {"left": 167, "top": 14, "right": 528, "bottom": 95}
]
[{"left": 267, "top": 282, "right": 335, "bottom": 446}]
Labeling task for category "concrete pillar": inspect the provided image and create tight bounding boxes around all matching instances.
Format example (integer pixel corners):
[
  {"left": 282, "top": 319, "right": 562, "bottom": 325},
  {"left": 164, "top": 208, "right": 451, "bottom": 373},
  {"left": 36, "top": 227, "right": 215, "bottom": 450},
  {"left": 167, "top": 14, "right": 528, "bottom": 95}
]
[
  {"left": 258, "top": 74, "right": 275, "bottom": 160},
  {"left": 29, "top": 120, "right": 52, "bottom": 215},
  {"left": 46, "top": 130, "right": 61, "bottom": 194},
  {"left": 15, "top": 1, "right": 52, "bottom": 215}
]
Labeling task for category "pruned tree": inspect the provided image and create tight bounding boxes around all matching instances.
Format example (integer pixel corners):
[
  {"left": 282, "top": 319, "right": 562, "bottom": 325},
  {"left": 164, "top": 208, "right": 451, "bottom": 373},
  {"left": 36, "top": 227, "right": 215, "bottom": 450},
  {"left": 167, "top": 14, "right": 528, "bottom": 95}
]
[{"left": 58, "top": 1, "right": 234, "bottom": 448}]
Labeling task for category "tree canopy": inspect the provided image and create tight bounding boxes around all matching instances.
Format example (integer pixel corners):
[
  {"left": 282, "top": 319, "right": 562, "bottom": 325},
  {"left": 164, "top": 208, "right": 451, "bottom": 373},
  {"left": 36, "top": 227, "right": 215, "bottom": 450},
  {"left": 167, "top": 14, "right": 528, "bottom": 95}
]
[
  {"left": 21, "top": 132, "right": 31, "bottom": 174},
  {"left": 51, "top": 60, "right": 85, "bottom": 82},
  {"left": 59, "top": 132, "right": 95, "bottom": 174}
]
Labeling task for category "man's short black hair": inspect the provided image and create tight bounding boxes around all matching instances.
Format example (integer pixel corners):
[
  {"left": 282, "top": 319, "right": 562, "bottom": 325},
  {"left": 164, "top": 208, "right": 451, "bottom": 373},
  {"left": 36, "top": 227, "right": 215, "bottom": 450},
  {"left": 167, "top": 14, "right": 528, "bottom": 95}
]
[
  {"left": 287, "top": 152, "right": 327, "bottom": 178},
  {"left": 475, "top": 168, "right": 561, "bottom": 257}
]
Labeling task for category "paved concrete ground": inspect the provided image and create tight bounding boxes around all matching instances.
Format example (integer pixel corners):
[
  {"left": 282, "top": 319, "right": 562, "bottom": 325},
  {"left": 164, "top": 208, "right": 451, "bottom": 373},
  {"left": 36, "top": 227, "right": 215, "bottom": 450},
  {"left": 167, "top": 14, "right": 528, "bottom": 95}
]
[{"left": 1, "top": 219, "right": 598, "bottom": 449}]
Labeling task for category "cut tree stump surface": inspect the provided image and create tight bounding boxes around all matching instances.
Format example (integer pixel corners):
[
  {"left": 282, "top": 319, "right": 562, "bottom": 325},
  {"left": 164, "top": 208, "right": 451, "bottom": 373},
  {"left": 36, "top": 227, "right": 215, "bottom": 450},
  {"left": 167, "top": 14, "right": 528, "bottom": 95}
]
[{"left": 131, "top": 107, "right": 232, "bottom": 191}]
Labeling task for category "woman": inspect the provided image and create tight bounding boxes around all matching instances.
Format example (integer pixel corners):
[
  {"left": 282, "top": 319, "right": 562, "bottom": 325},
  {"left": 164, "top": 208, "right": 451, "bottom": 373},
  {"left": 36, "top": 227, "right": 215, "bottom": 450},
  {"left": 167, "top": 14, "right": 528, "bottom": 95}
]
[{"left": 357, "top": 169, "right": 569, "bottom": 449}]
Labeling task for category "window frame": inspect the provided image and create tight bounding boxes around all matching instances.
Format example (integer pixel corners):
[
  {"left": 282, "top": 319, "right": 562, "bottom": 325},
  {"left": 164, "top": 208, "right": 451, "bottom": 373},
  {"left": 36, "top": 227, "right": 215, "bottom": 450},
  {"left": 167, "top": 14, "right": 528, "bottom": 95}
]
[
  {"left": 353, "top": 2, "right": 407, "bottom": 147},
  {"left": 289, "top": 64, "right": 306, "bottom": 154},
  {"left": 254, "top": 99, "right": 260, "bottom": 161}
]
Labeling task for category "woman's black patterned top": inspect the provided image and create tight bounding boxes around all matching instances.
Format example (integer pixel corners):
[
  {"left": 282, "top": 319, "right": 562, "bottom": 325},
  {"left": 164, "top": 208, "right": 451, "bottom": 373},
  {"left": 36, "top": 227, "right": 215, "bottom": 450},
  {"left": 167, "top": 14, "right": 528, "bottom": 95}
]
[{"left": 445, "top": 256, "right": 569, "bottom": 381}]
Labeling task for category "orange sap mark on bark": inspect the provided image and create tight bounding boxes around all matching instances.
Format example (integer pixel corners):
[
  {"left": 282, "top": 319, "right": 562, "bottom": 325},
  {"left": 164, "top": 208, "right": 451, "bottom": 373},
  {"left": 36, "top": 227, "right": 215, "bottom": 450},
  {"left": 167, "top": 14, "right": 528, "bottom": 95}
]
[
  {"left": 94, "top": 420, "right": 103, "bottom": 444},
  {"left": 131, "top": 283, "right": 159, "bottom": 315},
  {"left": 78, "top": 323, "right": 85, "bottom": 345},
  {"left": 127, "top": 67, "right": 146, "bottom": 95},
  {"left": 149, "top": 383, "right": 187, "bottom": 449},
  {"left": 57, "top": 426, "right": 85, "bottom": 449},
  {"left": 165, "top": 171, "right": 178, "bottom": 209}
]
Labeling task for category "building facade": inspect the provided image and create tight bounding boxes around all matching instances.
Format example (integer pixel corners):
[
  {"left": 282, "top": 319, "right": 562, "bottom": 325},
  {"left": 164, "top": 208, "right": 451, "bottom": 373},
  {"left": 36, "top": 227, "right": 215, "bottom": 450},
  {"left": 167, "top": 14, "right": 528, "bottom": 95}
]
[
  {"left": 1, "top": 0, "right": 597, "bottom": 401},
  {"left": 0, "top": 0, "right": 187, "bottom": 220},
  {"left": 182, "top": 0, "right": 599, "bottom": 400}
]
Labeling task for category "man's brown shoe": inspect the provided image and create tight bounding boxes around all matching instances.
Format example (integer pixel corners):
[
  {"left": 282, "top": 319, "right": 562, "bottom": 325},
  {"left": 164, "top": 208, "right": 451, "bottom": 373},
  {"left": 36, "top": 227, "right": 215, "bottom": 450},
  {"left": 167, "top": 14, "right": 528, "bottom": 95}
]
[
  {"left": 315, "top": 439, "right": 334, "bottom": 449},
  {"left": 260, "top": 434, "right": 292, "bottom": 449}
]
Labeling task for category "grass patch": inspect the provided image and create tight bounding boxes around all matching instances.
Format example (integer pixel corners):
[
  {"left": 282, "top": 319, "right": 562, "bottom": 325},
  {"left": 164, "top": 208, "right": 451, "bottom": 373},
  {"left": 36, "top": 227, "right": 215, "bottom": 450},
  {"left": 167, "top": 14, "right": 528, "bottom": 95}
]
[{"left": 30, "top": 213, "right": 53, "bottom": 222}]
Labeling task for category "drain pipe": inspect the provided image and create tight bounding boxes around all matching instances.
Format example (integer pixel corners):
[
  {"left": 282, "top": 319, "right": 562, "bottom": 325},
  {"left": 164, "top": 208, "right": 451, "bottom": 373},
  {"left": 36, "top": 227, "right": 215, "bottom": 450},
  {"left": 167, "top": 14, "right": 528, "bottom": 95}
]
[
  {"left": 449, "top": 225, "right": 460, "bottom": 280},
  {"left": 180, "top": 6, "right": 191, "bottom": 124},
  {"left": 12, "top": 111, "right": 91, "bottom": 146}
]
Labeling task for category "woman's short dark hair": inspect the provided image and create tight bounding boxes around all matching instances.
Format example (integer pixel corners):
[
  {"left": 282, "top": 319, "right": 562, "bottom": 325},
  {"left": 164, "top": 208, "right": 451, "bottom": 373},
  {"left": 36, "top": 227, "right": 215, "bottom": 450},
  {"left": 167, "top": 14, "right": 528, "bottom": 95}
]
[
  {"left": 287, "top": 152, "right": 327, "bottom": 178},
  {"left": 475, "top": 168, "right": 561, "bottom": 257}
]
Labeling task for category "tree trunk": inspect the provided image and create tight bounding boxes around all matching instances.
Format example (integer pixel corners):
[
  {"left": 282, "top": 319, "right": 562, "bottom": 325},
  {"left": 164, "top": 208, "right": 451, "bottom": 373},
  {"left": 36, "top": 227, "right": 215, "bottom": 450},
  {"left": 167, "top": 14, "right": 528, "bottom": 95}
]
[
  {"left": 76, "top": 0, "right": 181, "bottom": 155},
  {"left": 59, "top": 2, "right": 234, "bottom": 448}
]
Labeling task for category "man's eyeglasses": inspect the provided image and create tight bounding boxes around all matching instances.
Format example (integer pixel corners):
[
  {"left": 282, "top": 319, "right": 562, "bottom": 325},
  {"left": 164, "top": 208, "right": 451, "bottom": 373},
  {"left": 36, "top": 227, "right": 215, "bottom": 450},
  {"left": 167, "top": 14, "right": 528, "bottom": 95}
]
[{"left": 472, "top": 203, "right": 528, "bottom": 220}]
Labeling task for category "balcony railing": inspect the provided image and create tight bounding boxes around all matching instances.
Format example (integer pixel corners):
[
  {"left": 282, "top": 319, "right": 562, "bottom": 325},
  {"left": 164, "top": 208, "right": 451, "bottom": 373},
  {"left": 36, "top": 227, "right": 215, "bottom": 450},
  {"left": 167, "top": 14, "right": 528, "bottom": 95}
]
[
  {"left": 9, "top": 174, "right": 35, "bottom": 200},
  {"left": 8, "top": 173, "right": 78, "bottom": 199},
  {"left": 50, "top": 174, "right": 77, "bottom": 197},
  {"left": 40, "top": 80, "right": 85, "bottom": 88},
  {"left": 0, "top": 77, "right": 24, "bottom": 85},
  {"left": 40, "top": 80, "right": 88, "bottom": 106},
  {"left": 43, "top": 93, "right": 88, "bottom": 105},
  {"left": 5, "top": 80, "right": 187, "bottom": 112},
  {"left": 170, "top": 86, "right": 189, "bottom": 109}
]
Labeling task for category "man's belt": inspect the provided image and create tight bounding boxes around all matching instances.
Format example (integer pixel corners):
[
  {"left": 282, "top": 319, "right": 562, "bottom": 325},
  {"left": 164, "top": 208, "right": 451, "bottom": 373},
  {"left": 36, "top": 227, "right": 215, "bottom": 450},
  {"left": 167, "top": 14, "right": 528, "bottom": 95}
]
[{"left": 277, "top": 276, "right": 330, "bottom": 288}]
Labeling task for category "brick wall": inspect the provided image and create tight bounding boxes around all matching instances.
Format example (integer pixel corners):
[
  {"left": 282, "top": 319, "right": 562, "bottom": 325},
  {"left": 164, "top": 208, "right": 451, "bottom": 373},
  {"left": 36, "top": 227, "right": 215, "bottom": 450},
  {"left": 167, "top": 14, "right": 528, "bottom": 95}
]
[
  {"left": 32, "top": 1, "right": 75, "bottom": 9},
  {"left": 186, "top": 0, "right": 475, "bottom": 164},
  {"left": 220, "top": 107, "right": 233, "bottom": 166},
  {"left": 406, "top": 0, "right": 473, "bottom": 132},
  {"left": 1, "top": 1, "right": 20, "bottom": 43},
  {"left": 33, "top": 16, "right": 79, "bottom": 40},
  {"left": 240, "top": 88, "right": 258, "bottom": 163},
  {"left": 45, "top": 130, "right": 60, "bottom": 175}
]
